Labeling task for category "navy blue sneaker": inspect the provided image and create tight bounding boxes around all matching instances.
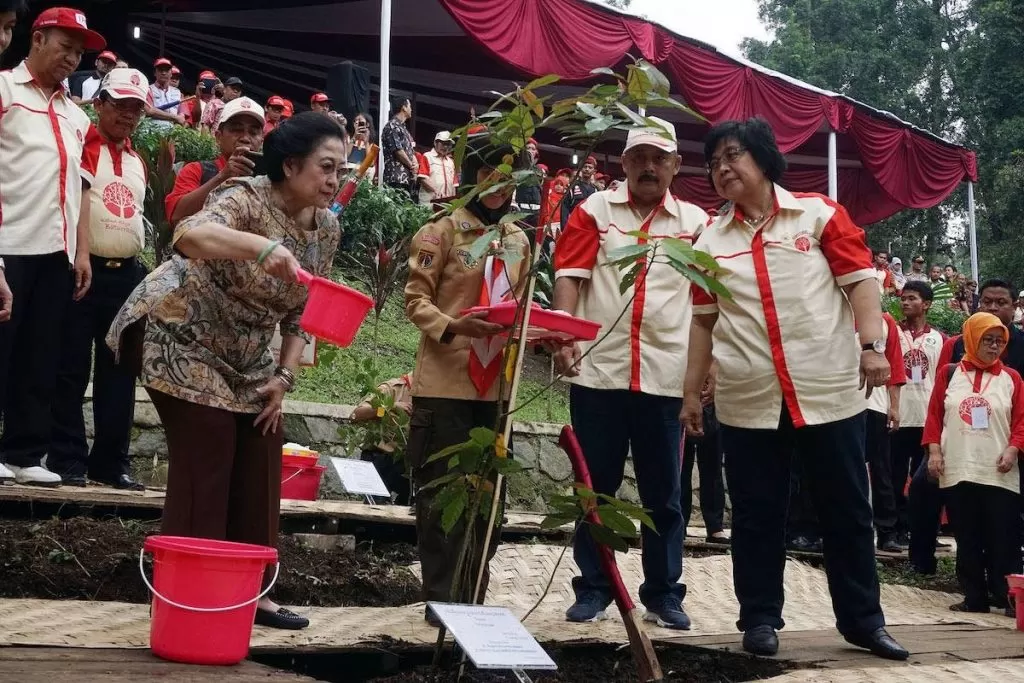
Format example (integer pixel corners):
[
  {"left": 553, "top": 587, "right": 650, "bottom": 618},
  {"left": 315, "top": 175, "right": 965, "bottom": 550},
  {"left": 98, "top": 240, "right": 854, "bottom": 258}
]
[
  {"left": 643, "top": 597, "right": 691, "bottom": 630},
  {"left": 565, "top": 591, "right": 611, "bottom": 623}
]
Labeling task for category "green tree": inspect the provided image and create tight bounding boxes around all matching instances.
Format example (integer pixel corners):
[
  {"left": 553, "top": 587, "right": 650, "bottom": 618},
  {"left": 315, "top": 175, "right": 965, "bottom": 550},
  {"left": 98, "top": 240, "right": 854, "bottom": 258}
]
[
  {"left": 602, "top": 0, "right": 633, "bottom": 8},
  {"left": 742, "top": 1, "right": 971, "bottom": 265}
]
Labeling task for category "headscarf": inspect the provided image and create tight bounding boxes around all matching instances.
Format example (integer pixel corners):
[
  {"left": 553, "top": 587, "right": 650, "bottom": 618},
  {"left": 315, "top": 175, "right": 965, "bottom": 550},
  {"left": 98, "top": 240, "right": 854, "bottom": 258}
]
[
  {"left": 962, "top": 312, "right": 1009, "bottom": 370},
  {"left": 890, "top": 257, "right": 907, "bottom": 290}
]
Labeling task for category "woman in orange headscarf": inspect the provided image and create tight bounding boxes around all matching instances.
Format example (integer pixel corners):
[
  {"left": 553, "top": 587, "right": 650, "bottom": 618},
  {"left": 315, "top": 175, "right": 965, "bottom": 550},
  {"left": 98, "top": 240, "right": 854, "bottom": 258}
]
[{"left": 922, "top": 312, "right": 1024, "bottom": 615}]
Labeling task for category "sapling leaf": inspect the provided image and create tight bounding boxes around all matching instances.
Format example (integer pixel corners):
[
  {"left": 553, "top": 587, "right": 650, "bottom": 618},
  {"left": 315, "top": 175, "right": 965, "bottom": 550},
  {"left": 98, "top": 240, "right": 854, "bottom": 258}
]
[
  {"left": 526, "top": 74, "right": 561, "bottom": 90},
  {"left": 598, "top": 508, "right": 639, "bottom": 538},
  {"left": 587, "top": 522, "right": 628, "bottom": 552},
  {"left": 441, "top": 489, "right": 468, "bottom": 534}
]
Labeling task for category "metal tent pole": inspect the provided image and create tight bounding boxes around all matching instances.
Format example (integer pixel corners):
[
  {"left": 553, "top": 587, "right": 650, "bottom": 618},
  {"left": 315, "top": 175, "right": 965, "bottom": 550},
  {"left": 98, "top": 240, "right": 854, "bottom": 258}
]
[
  {"left": 377, "top": 0, "right": 392, "bottom": 187},
  {"left": 968, "top": 181, "right": 979, "bottom": 283},
  {"left": 827, "top": 130, "right": 838, "bottom": 200}
]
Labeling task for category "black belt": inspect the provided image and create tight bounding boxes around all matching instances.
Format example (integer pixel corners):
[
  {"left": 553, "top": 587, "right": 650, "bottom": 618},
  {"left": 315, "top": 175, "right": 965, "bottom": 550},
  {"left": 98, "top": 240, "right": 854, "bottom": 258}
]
[{"left": 90, "top": 255, "right": 138, "bottom": 270}]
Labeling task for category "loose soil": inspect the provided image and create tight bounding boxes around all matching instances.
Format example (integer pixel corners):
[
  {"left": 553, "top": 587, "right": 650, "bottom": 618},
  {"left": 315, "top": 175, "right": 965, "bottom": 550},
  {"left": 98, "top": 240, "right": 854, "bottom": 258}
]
[{"left": 0, "top": 517, "right": 420, "bottom": 607}]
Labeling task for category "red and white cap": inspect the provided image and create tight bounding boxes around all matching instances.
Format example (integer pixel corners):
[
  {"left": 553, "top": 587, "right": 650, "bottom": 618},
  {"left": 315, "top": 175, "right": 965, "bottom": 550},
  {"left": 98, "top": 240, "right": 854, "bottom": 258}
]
[
  {"left": 154, "top": 57, "right": 172, "bottom": 68},
  {"left": 266, "top": 95, "right": 286, "bottom": 108},
  {"left": 32, "top": 7, "right": 106, "bottom": 51},
  {"left": 97, "top": 50, "right": 117, "bottom": 63},
  {"left": 99, "top": 68, "right": 149, "bottom": 103},
  {"left": 623, "top": 116, "right": 678, "bottom": 154},
  {"left": 310, "top": 92, "right": 330, "bottom": 104},
  {"left": 170, "top": 66, "right": 181, "bottom": 76},
  {"left": 199, "top": 70, "right": 217, "bottom": 81},
  {"left": 218, "top": 96, "right": 265, "bottom": 129}
]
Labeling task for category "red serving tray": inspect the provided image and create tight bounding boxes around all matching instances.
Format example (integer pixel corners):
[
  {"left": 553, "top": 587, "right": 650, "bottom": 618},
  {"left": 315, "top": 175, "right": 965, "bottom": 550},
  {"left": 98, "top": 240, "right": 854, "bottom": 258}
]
[{"left": 459, "top": 301, "right": 600, "bottom": 343}]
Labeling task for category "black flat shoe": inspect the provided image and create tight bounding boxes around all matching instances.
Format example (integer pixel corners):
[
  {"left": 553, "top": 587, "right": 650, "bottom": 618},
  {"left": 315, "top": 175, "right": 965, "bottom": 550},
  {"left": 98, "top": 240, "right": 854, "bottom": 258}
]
[
  {"left": 843, "top": 627, "right": 909, "bottom": 661},
  {"left": 949, "top": 601, "right": 989, "bottom": 613},
  {"left": 877, "top": 537, "right": 903, "bottom": 553},
  {"left": 706, "top": 534, "right": 731, "bottom": 545},
  {"left": 254, "top": 607, "right": 309, "bottom": 630},
  {"left": 91, "top": 473, "right": 144, "bottom": 491},
  {"left": 59, "top": 475, "right": 87, "bottom": 487},
  {"left": 742, "top": 624, "right": 779, "bottom": 656}
]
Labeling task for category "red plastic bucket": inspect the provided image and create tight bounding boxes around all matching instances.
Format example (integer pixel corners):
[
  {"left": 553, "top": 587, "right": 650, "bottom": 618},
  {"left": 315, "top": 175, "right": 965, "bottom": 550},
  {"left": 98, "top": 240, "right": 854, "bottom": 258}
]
[
  {"left": 281, "top": 452, "right": 326, "bottom": 501},
  {"left": 140, "top": 536, "right": 279, "bottom": 665},
  {"left": 1008, "top": 574, "right": 1024, "bottom": 631},
  {"left": 296, "top": 268, "right": 372, "bottom": 347}
]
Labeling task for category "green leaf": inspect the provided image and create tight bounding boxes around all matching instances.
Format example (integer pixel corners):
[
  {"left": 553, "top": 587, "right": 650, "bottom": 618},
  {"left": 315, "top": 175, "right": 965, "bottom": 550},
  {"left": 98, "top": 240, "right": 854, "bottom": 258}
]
[
  {"left": 495, "top": 458, "right": 525, "bottom": 475},
  {"left": 441, "top": 489, "right": 469, "bottom": 534},
  {"left": 661, "top": 238, "right": 698, "bottom": 266},
  {"left": 540, "top": 514, "right": 579, "bottom": 529},
  {"left": 575, "top": 101, "right": 605, "bottom": 120},
  {"left": 597, "top": 508, "right": 639, "bottom": 538},
  {"left": 498, "top": 212, "right": 531, "bottom": 225},
  {"left": 526, "top": 74, "right": 560, "bottom": 90},
  {"left": 469, "top": 426, "right": 496, "bottom": 448},
  {"left": 468, "top": 228, "right": 501, "bottom": 260},
  {"left": 573, "top": 484, "right": 597, "bottom": 499},
  {"left": 638, "top": 60, "right": 672, "bottom": 96},
  {"left": 458, "top": 444, "right": 484, "bottom": 473},
  {"left": 425, "top": 439, "right": 475, "bottom": 464},
  {"left": 587, "top": 522, "right": 628, "bottom": 553},
  {"left": 605, "top": 243, "right": 650, "bottom": 266},
  {"left": 589, "top": 67, "right": 615, "bottom": 77},
  {"left": 619, "top": 262, "right": 643, "bottom": 295},
  {"left": 613, "top": 102, "right": 650, "bottom": 127},
  {"left": 454, "top": 129, "right": 469, "bottom": 169},
  {"left": 420, "top": 472, "right": 462, "bottom": 492}
]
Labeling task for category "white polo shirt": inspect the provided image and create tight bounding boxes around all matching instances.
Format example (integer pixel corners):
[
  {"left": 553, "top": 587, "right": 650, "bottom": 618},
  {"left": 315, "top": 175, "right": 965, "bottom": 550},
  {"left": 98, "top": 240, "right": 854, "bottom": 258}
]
[
  {"left": 897, "top": 324, "right": 946, "bottom": 428},
  {"left": 81, "top": 124, "right": 147, "bottom": 259},
  {"left": 554, "top": 183, "right": 709, "bottom": 398},
  {"left": 417, "top": 149, "right": 457, "bottom": 204},
  {"left": 692, "top": 186, "right": 876, "bottom": 429},
  {"left": 0, "top": 62, "right": 92, "bottom": 262},
  {"left": 147, "top": 82, "right": 181, "bottom": 128}
]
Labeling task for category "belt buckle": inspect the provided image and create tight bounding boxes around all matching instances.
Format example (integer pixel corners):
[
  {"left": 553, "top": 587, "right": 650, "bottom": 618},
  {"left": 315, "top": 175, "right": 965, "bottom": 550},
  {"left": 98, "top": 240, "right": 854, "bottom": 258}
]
[{"left": 105, "top": 259, "right": 122, "bottom": 269}]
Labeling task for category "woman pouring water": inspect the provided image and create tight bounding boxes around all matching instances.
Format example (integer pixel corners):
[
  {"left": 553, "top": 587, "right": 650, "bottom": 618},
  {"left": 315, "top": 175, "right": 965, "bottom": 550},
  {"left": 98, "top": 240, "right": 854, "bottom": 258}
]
[{"left": 107, "top": 112, "right": 349, "bottom": 630}]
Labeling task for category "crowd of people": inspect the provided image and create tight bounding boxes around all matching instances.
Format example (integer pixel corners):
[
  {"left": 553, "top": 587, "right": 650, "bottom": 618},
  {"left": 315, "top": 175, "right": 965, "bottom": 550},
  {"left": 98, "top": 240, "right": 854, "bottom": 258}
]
[
  {"left": 874, "top": 251, "right": 982, "bottom": 315},
  {"left": 0, "top": 2, "right": 1021, "bottom": 666}
]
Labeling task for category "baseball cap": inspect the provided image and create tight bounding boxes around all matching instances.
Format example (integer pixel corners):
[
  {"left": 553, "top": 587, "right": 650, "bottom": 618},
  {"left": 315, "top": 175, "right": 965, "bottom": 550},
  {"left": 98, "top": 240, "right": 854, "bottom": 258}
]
[
  {"left": 537, "top": 163, "right": 549, "bottom": 173},
  {"left": 97, "top": 50, "right": 117, "bottom": 63},
  {"left": 154, "top": 57, "right": 172, "bottom": 68},
  {"left": 267, "top": 95, "right": 286, "bottom": 108},
  {"left": 224, "top": 77, "right": 243, "bottom": 88},
  {"left": 99, "top": 68, "right": 149, "bottom": 102},
  {"left": 282, "top": 100, "right": 294, "bottom": 118},
  {"left": 33, "top": 7, "right": 106, "bottom": 51},
  {"left": 434, "top": 130, "right": 452, "bottom": 142},
  {"left": 218, "top": 97, "right": 265, "bottom": 129},
  {"left": 198, "top": 70, "right": 217, "bottom": 81},
  {"left": 584, "top": 155, "right": 597, "bottom": 166},
  {"left": 623, "top": 116, "right": 678, "bottom": 154},
  {"left": 311, "top": 92, "right": 330, "bottom": 104},
  {"left": 913, "top": 255, "right": 925, "bottom": 262}
]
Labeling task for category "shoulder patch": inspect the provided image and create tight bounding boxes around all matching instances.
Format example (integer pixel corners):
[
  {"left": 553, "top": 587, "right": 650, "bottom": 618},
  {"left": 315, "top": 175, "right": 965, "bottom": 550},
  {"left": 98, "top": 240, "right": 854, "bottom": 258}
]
[
  {"left": 417, "top": 252, "right": 435, "bottom": 268},
  {"left": 421, "top": 234, "right": 441, "bottom": 246}
]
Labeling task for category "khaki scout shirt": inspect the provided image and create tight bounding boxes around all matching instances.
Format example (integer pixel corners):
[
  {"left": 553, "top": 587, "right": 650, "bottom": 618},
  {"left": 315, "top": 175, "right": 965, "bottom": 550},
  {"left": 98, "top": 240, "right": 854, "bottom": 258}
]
[{"left": 405, "top": 207, "right": 530, "bottom": 401}]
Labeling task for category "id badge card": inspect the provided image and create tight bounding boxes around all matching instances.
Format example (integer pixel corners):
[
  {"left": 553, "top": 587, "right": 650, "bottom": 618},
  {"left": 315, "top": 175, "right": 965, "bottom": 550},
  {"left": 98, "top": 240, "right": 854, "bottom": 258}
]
[
  {"left": 910, "top": 365, "right": 923, "bottom": 384},
  {"left": 971, "top": 406, "right": 990, "bottom": 430}
]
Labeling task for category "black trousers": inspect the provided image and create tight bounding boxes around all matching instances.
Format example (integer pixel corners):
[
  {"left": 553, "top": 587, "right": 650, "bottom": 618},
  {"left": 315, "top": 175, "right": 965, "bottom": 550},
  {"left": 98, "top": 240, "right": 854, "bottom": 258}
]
[
  {"left": 681, "top": 405, "right": 726, "bottom": 534},
  {"left": 721, "top": 407, "right": 884, "bottom": 636},
  {"left": 889, "top": 427, "right": 925, "bottom": 535},
  {"left": 908, "top": 456, "right": 943, "bottom": 573},
  {"left": 866, "top": 410, "right": 898, "bottom": 536},
  {"left": 49, "top": 256, "right": 145, "bottom": 480},
  {"left": 408, "top": 397, "right": 503, "bottom": 605},
  {"left": 0, "top": 253, "right": 74, "bottom": 467},
  {"left": 786, "top": 451, "right": 820, "bottom": 542},
  {"left": 945, "top": 481, "right": 1022, "bottom": 610}
]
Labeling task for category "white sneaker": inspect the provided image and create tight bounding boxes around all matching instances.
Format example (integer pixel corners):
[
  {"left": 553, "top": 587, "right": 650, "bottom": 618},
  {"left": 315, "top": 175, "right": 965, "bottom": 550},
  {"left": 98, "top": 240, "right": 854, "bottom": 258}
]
[
  {"left": 8, "top": 465, "right": 62, "bottom": 488},
  {"left": 0, "top": 462, "right": 13, "bottom": 485}
]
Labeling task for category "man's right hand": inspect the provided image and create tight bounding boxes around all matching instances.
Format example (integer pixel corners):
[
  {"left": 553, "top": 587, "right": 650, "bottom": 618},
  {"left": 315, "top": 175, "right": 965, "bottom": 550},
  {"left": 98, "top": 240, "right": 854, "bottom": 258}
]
[
  {"left": 680, "top": 395, "right": 704, "bottom": 437},
  {"left": 220, "top": 147, "right": 256, "bottom": 180},
  {"left": 0, "top": 270, "right": 12, "bottom": 323},
  {"left": 446, "top": 311, "right": 504, "bottom": 339},
  {"left": 553, "top": 343, "right": 582, "bottom": 377}
]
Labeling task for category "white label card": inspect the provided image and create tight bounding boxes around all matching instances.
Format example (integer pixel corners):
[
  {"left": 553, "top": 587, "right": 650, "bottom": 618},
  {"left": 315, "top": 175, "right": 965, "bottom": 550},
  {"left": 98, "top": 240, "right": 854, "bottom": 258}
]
[
  {"left": 911, "top": 365, "right": 923, "bottom": 383},
  {"left": 971, "top": 407, "right": 990, "bottom": 430},
  {"left": 427, "top": 603, "right": 558, "bottom": 671},
  {"left": 329, "top": 457, "right": 392, "bottom": 497}
]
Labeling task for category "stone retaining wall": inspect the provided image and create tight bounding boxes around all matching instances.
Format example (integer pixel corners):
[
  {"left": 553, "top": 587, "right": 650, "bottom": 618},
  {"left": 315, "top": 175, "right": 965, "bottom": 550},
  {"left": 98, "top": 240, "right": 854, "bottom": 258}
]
[{"left": 87, "top": 389, "right": 721, "bottom": 518}]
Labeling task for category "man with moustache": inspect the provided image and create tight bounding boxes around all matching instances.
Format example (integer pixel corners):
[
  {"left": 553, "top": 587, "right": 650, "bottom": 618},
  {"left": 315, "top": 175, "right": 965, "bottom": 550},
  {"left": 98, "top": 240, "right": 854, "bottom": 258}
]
[
  {"left": 49, "top": 69, "right": 151, "bottom": 490},
  {"left": 553, "top": 118, "right": 708, "bottom": 630},
  {"left": 0, "top": 7, "right": 104, "bottom": 486}
]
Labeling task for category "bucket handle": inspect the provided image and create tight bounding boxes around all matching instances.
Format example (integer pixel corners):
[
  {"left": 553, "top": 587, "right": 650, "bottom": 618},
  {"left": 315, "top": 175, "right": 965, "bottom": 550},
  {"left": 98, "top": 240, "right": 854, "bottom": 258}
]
[
  {"left": 139, "top": 548, "right": 280, "bottom": 613},
  {"left": 296, "top": 268, "right": 314, "bottom": 286},
  {"left": 281, "top": 468, "right": 305, "bottom": 485}
]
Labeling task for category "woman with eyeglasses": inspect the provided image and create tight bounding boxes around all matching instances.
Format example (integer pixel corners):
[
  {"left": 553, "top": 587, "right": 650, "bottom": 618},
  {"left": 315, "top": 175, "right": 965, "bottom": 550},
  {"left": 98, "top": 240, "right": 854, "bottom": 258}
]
[
  {"left": 681, "top": 117, "right": 908, "bottom": 660},
  {"left": 923, "top": 312, "right": 1024, "bottom": 616}
]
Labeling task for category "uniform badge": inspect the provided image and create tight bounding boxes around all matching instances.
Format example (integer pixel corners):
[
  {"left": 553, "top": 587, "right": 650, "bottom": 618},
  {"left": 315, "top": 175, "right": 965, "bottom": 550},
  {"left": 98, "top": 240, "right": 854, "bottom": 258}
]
[
  {"left": 794, "top": 234, "right": 811, "bottom": 252},
  {"left": 421, "top": 234, "right": 441, "bottom": 246},
  {"left": 418, "top": 252, "right": 434, "bottom": 268},
  {"left": 457, "top": 249, "right": 478, "bottom": 268}
]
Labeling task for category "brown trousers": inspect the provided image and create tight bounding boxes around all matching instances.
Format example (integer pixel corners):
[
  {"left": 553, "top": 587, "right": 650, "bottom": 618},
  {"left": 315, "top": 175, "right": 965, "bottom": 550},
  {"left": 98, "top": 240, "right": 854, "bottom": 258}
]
[
  {"left": 408, "top": 397, "right": 505, "bottom": 605},
  {"left": 148, "top": 389, "right": 283, "bottom": 584}
]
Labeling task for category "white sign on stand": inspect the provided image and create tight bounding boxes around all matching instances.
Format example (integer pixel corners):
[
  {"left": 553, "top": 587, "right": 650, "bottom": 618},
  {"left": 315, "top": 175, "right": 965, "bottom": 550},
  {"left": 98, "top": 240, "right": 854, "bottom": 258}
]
[
  {"left": 427, "top": 603, "right": 557, "bottom": 672},
  {"left": 330, "top": 457, "right": 392, "bottom": 498}
]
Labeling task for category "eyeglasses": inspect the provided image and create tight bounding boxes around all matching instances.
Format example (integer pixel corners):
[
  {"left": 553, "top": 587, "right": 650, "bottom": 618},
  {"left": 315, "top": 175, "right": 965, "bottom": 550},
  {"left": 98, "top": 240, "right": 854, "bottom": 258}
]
[
  {"left": 105, "top": 98, "right": 146, "bottom": 116},
  {"left": 980, "top": 336, "right": 1007, "bottom": 349},
  {"left": 707, "top": 146, "right": 747, "bottom": 172}
]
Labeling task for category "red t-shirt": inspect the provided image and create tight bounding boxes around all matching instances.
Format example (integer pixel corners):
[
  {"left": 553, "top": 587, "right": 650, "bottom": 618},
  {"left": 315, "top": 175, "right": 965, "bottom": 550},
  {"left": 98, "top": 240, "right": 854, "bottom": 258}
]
[{"left": 164, "top": 156, "right": 227, "bottom": 222}]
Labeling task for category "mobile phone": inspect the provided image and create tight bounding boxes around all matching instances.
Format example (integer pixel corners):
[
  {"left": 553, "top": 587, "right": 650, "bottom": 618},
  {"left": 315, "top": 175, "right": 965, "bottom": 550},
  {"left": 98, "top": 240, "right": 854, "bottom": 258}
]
[{"left": 244, "top": 150, "right": 268, "bottom": 177}]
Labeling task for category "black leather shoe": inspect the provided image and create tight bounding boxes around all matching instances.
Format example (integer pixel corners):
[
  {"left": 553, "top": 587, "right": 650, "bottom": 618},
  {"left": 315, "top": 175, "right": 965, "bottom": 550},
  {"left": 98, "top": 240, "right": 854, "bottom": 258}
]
[
  {"left": 877, "top": 535, "right": 903, "bottom": 553},
  {"left": 742, "top": 625, "right": 779, "bottom": 656},
  {"left": 843, "top": 627, "right": 909, "bottom": 661},
  {"left": 91, "top": 473, "right": 144, "bottom": 491},
  {"left": 787, "top": 536, "right": 822, "bottom": 553},
  {"left": 60, "top": 475, "right": 87, "bottom": 487},
  {"left": 706, "top": 533, "right": 731, "bottom": 545},
  {"left": 254, "top": 607, "right": 309, "bottom": 630}
]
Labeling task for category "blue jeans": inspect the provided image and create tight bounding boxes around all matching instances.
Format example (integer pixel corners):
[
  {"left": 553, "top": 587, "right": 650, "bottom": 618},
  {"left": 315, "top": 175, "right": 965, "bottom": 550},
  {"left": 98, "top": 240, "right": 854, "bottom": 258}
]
[{"left": 569, "top": 385, "right": 685, "bottom": 607}]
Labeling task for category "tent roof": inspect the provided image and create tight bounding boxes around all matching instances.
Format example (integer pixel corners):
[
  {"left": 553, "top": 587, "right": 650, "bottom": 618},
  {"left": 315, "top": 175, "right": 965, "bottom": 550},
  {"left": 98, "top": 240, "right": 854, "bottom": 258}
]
[{"left": 114, "top": 0, "right": 976, "bottom": 224}]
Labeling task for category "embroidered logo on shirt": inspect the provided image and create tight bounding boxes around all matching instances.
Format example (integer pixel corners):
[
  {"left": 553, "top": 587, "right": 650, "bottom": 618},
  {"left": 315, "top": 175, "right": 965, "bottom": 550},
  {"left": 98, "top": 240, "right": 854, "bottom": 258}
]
[
  {"left": 903, "top": 349, "right": 929, "bottom": 378},
  {"left": 417, "top": 252, "right": 434, "bottom": 268},
  {"left": 457, "top": 249, "right": 478, "bottom": 268},
  {"left": 421, "top": 234, "right": 441, "bottom": 246},
  {"left": 958, "top": 395, "right": 991, "bottom": 427},
  {"left": 794, "top": 234, "right": 811, "bottom": 252},
  {"left": 102, "top": 182, "right": 137, "bottom": 218}
]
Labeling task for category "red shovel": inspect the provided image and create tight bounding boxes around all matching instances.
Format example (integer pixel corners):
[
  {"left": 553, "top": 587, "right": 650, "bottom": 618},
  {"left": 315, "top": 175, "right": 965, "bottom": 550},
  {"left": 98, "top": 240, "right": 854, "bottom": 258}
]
[{"left": 558, "top": 425, "right": 663, "bottom": 682}]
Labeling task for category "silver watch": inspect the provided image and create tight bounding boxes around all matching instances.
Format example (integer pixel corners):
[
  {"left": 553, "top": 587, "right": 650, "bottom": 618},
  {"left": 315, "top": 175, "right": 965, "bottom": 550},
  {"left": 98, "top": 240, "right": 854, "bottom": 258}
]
[{"left": 861, "top": 339, "right": 885, "bottom": 354}]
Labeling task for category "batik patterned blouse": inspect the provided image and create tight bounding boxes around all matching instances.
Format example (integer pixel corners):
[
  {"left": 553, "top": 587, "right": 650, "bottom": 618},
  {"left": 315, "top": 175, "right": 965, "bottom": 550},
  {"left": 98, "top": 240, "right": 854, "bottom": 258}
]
[{"left": 107, "top": 176, "right": 340, "bottom": 413}]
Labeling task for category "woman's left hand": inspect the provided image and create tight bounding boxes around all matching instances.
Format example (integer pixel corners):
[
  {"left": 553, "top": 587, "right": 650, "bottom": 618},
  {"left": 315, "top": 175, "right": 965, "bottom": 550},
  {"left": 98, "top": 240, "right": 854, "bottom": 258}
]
[
  {"left": 254, "top": 377, "right": 288, "bottom": 435},
  {"left": 858, "top": 351, "right": 890, "bottom": 399},
  {"left": 997, "top": 447, "right": 1018, "bottom": 474}
]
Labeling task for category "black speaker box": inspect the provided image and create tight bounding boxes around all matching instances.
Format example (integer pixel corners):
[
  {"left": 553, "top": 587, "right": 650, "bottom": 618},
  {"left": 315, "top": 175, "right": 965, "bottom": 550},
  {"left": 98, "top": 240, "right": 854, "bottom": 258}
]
[{"left": 326, "top": 61, "right": 370, "bottom": 122}]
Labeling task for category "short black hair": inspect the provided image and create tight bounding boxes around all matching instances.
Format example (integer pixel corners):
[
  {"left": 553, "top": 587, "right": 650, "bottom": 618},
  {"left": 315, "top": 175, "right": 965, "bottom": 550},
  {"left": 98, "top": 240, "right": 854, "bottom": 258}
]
[
  {"left": 263, "top": 111, "right": 349, "bottom": 183},
  {"left": 0, "top": 1, "right": 27, "bottom": 13},
  {"left": 389, "top": 93, "right": 410, "bottom": 118},
  {"left": 872, "top": 249, "right": 888, "bottom": 259},
  {"left": 901, "top": 280, "right": 934, "bottom": 302},
  {"left": 945, "top": 263, "right": 957, "bottom": 271},
  {"left": 980, "top": 278, "right": 1014, "bottom": 299},
  {"left": 703, "top": 117, "right": 787, "bottom": 190}
]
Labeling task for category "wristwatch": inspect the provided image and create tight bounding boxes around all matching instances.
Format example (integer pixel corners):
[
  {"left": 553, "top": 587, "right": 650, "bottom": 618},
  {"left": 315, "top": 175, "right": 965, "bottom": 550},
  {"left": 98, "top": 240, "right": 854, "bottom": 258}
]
[
  {"left": 0, "top": 257, "right": 5, "bottom": 270},
  {"left": 861, "top": 339, "right": 885, "bottom": 354}
]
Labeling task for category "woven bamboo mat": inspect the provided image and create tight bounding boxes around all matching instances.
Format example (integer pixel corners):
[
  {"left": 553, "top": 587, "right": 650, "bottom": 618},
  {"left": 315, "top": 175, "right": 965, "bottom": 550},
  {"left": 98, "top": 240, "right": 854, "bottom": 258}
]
[{"left": 767, "top": 660, "right": 1024, "bottom": 682}]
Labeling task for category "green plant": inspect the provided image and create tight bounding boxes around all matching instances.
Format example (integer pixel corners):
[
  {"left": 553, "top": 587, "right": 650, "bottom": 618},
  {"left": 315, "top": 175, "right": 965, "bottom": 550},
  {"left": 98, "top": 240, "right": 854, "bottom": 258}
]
[
  {"left": 884, "top": 295, "right": 968, "bottom": 336},
  {"left": 339, "top": 180, "right": 433, "bottom": 256},
  {"left": 335, "top": 358, "right": 410, "bottom": 467}
]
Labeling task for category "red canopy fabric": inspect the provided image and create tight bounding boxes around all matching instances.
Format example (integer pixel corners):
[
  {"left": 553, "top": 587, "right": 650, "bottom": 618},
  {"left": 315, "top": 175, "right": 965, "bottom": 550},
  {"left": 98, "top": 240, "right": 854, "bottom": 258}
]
[{"left": 440, "top": 0, "right": 977, "bottom": 224}]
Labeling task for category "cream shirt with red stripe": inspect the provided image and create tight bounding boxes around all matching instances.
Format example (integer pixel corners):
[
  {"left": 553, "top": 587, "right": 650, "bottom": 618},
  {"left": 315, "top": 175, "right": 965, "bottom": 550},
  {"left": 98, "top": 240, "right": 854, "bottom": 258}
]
[
  {"left": 417, "top": 149, "right": 457, "bottom": 204},
  {"left": 80, "top": 125, "right": 147, "bottom": 259},
  {"left": 865, "top": 313, "right": 909, "bottom": 415},
  {"left": 922, "top": 361, "right": 1024, "bottom": 493},
  {"left": 692, "top": 185, "right": 875, "bottom": 429},
  {"left": 896, "top": 324, "right": 946, "bottom": 428},
  {"left": 554, "top": 183, "right": 709, "bottom": 398},
  {"left": 0, "top": 62, "right": 92, "bottom": 262}
]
